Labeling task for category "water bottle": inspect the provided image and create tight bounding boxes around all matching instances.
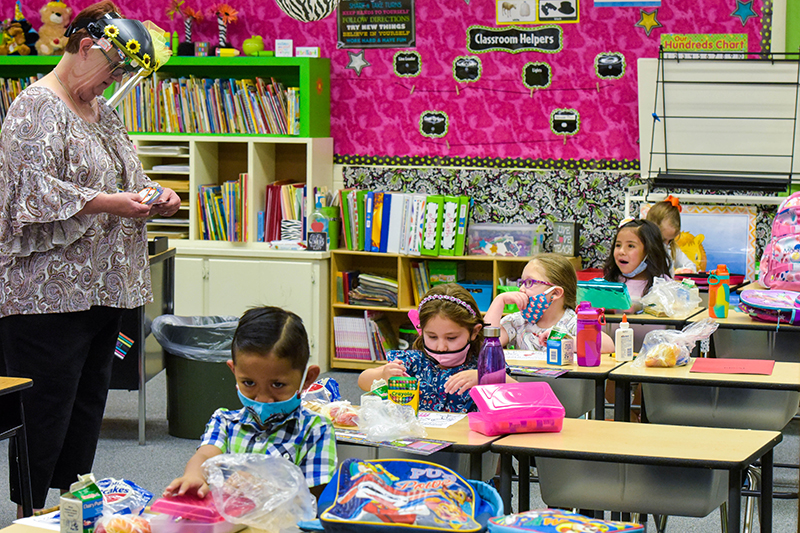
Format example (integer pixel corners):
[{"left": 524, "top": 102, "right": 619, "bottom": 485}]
[
  {"left": 576, "top": 301, "right": 604, "bottom": 367},
  {"left": 708, "top": 264, "right": 730, "bottom": 319},
  {"left": 477, "top": 326, "right": 506, "bottom": 385}
]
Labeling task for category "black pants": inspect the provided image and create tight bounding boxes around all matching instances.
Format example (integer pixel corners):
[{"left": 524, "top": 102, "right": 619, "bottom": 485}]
[{"left": 0, "top": 306, "right": 123, "bottom": 508}]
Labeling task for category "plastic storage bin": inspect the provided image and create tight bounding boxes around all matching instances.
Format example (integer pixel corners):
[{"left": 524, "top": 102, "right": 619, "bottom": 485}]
[
  {"left": 459, "top": 280, "right": 493, "bottom": 312},
  {"left": 468, "top": 381, "right": 565, "bottom": 436},
  {"left": 467, "top": 223, "right": 544, "bottom": 257}
]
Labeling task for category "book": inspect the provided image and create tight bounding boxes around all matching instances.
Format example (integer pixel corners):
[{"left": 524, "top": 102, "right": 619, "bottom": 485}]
[
  {"left": 387, "top": 192, "right": 407, "bottom": 255},
  {"left": 379, "top": 192, "right": 393, "bottom": 254},
  {"left": 338, "top": 188, "right": 354, "bottom": 250},
  {"left": 398, "top": 194, "right": 412, "bottom": 255},
  {"left": 370, "top": 192, "right": 384, "bottom": 253},
  {"left": 454, "top": 196, "right": 471, "bottom": 256},
  {"left": 356, "top": 190, "right": 368, "bottom": 251},
  {"left": 439, "top": 195, "right": 460, "bottom": 256},
  {"left": 420, "top": 195, "right": 444, "bottom": 256},
  {"left": 407, "top": 194, "right": 427, "bottom": 256},
  {"left": 364, "top": 192, "right": 375, "bottom": 252}
]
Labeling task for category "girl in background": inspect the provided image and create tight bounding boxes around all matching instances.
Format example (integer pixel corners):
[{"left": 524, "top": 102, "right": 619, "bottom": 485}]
[
  {"left": 604, "top": 219, "right": 671, "bottom": 310},
  {"left": 484, "top": 253, "right": 613, "bottom": 353},
  {"left": 646, "top": 195, "right": 697, "bottom": 275},
  {"left": 357, "top": 283, "right": 483, "bottom": 413}
]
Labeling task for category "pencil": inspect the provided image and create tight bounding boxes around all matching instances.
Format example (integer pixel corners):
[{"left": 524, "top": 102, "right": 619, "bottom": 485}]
[{"left": 33, "top": 505, "right": 59, "bottom": 516}]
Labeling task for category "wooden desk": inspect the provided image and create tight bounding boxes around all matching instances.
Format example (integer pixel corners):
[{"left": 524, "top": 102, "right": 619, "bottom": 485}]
[
  {"left": 690, "top": 307, "right": 800, "bottom": 333},
  {"left": 738, "top": 280, "right": 766, "bottom": 292},
  {"left": 507, "top": 354, "right": 622, "bottom": 420},
  {"left": 0, "top": 377, "right": 33, "bottom": 517},
  {"left": 110, "top": 248, "right": 176, "bottom": 445},
  {"left": 605, "top": 307, "right": 705, "bottom": 327},
  {"left": 492, "top": 418, "right": 782, "bottom": 533},
  {"left": 335, "top": 414, "right": 499, "bottom": 480}
]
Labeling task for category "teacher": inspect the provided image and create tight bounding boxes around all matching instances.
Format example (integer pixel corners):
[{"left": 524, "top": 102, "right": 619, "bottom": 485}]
[{"left": 0, "top": 1, "right": 179, "bottom": 515}]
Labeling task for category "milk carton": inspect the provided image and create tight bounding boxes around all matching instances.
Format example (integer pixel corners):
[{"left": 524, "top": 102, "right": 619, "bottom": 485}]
[
  {"left": 60, "top": 475, "right": 103, "bottom": 533},
  {"left": 546, "top": 327, "right": 575, "bottom": 366}
]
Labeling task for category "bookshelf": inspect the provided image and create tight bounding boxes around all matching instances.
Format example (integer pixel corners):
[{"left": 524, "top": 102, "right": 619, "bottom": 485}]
[{"left": 329, "top": 250, "right": 581, "bottom": 370}]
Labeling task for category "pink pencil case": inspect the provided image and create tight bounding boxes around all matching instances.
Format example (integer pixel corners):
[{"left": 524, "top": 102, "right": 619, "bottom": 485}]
[{"left": 468, "top": 382, "right": 565, "bottom": 436}]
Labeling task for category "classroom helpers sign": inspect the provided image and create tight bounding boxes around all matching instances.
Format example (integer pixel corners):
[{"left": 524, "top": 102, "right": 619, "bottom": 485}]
[{"left": 467, "top": 25, "right": 563, "bottom": 54}]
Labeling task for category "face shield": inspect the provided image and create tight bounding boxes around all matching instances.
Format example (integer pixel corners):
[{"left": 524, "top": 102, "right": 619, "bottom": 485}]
[{"left": 64, "top": 12, "right": 170, "bottom": 109}]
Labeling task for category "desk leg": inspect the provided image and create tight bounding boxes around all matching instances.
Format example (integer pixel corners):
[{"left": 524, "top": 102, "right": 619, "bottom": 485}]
[
  {"left": 614, "top": 381, "right": 630, "bottom": 422},
  {"left": 15, "top": 399, "right": 33, "bottom": 517},
  {"left": 762, "top": 449, "right": 773, "bottom": 533},
  {"left": 499, "top": 453, "right": 513, "bottom": 514},
  {"left": 136, "top": 306, "right": 146, "bottom": 446},
  {"left": 518, "top": 455, "right": 530, "bottom": 513},
  {"left": 595, "top": 377, "right": 605, "bottom": 420},
  {"left": 469, "top": 452, "right": 481, "bottom": 481},
  {"left": 729, "top": 467, "right": 742, "bottom": 533}
]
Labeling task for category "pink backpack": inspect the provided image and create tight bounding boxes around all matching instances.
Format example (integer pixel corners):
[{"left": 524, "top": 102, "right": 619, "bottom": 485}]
[{"left": 759, "top": 192, "right": 800, "bottom": 290}]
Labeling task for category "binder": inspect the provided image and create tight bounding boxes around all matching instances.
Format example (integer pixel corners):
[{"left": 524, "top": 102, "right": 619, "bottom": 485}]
[
  {"left": 454, "top": 196, "right": 471, "bottom": 256},
  {"left": 365, "top": 191, "right": 376, "bottom": 252},
  {"left": 420, "top": 195, "right": 444, "bottom": 256},
  {"left": 387, "top": 193, "right": 407, "bottom": 255},
  {"left": 357, "top": 190, "right": 369, "bottom": 251},
  {"left": 439, "top": 195, "right": 460, "bottom": 256},
  {"left": 370, "top": 192, "right": 384, "bottom": 253},
  {"left": 379, "top": 192, "right": 393, "bottom": 253}
]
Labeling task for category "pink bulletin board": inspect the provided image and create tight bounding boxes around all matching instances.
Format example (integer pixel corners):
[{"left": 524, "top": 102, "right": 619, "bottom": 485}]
[{"left": 6, "top": 0, "right": 768, "bottom": 168}]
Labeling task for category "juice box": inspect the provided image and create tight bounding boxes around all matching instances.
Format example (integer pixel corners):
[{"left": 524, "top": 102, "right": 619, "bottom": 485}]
[
  {"left": 60, "top": 476, "right": 103, "bottom": 533},
  {"left": 387, "top": 376, "right": 420, "bottom": 415},
  {"left": 546, "top": 328, "right": 575, "bottom": 366}
]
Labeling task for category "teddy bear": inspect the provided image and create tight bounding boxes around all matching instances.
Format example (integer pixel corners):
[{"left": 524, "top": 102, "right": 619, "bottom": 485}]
[
  {"left": 36, "top": 1, "right": 71, "bottom": 55},
  {"left": 0, "top": 21, "right": 31, "bottom": 55}
]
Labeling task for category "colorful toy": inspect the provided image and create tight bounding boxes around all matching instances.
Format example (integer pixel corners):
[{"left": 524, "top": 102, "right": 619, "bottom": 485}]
[
  {"left": 36, "top": 1, "right": 71, "bottom": 55},
  {"left": 242, "top": 35, "right": 263, "bottom": 56},
  {"left": 0, "top": 21, "right": 30, "bottom": 55}
]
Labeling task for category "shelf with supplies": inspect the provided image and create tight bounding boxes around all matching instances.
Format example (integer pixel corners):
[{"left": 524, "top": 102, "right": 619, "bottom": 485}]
[{"left": 329, "top": 250, "right": 581, "bottom": 370}]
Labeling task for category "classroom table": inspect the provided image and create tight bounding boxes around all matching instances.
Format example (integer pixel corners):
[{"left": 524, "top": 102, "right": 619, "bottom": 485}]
[
  {"left": 687, "top": 307, "right": 800, "bottom": 359},
  {"left": 0, "top": 377, "right": 33, "bottom": 517},
  {"left": 604, "top": 306, "right": 705, "bottom": 327},
  {"left": 492, "top": 418, "right": 782, "bottom": 533},
  {"left": 506, "top": 353, "right": 623, "bottom": 420},
  {"left": 335, "top": 412, "right": 499, "bottom": 480}
]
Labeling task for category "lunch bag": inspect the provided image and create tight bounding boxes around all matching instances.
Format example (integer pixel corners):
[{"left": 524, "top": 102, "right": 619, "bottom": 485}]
[
  {"left": 313, "top": 458, "right": 503, "bottom": 533},
  {"left": 759, "top": 192, "right": 800, "bottom": 291},
  {"left": 739, "top": 289, "right": 800, "bottom": 325},
  {"left": 488, "top": 509, "right": 644, "bottom": 532}
]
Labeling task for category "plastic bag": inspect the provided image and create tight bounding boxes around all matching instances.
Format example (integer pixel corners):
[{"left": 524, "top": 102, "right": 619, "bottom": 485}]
[
  {"left": 204, "top": 454, "right": 316, "bottom": 533},
  {"left": 640, "top": 278, "right": 701, "bottom": 317},
  {"left": 356, "top": 394, "right": 426, "bottom": 442},
  {"left": 151, "top": 315, "right": 239, "bottom": 362},
  {"left": 95, "top": 515, "right": 151, "bottom": 533},
  {"left": 633, "top": 318, "right": 719, "bottom": 368},
  {"left": 96, "top": 478, "right": 153, "bottom": 516}
]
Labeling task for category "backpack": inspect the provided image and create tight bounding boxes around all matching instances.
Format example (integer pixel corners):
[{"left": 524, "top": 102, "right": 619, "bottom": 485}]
[
  {"left": 311, "top": 458, "right": 503, "bottom": 533},
  {"left": 759, "top": 192, "right": 800, "bottom": 290},
  {"left": 739, "top": 289, "right": 800, "bottom": 326}
]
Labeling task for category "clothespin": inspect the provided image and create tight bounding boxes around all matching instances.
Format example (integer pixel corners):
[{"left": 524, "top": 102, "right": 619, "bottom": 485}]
[
  {"left": 530, "top": 88, "right": 535, "bottom": 97},
  {"left": 596, "top": 82, "right": 600, "bottom": 93},
  {"left": 563, "top": 136, "right": 567, "bottom": 145},
  {"left": 455, "top": 85, "right": 460, "bottom": 95},
  {"left": 446, "top": 140, "right": 450, "bottom": 150},
  {"left": 410, "top": 85, "right": 415, "bottom": 95}
]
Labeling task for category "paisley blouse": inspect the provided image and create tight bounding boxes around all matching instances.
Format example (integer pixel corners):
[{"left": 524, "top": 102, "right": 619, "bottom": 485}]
[{"left": 0, "top": 87, "right": 157, "bottom": 317}]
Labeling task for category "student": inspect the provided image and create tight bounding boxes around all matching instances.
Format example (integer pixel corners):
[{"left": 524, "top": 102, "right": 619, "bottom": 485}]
[
  {"left": 357, "top": 283, "right": 483, "bottom": 413},
  {"left": 164, "top": 307, "right": 336, "bottom": 499},
  {"left": 646, "top": 195, "right": 697, "bottom": 275},
  {"left": 484, "top": 253, "right": 614, "bottom": 353},
  {"left": 604, "top": 218, "right": 671, "bottom": 310}
]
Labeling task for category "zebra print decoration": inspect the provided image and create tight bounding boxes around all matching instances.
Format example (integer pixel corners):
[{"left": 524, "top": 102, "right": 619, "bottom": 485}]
[
  {"left": 184, "top": 18, "right": 192, "bottom": 42},
  {"left": 217, "top": 13, "right": 228, "bottom": 47},
  {"left": 274, "top": 0, "right": 339, "bottom": 22}
]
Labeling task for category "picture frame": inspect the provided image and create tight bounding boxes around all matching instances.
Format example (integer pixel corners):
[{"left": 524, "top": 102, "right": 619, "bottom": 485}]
[
  {"left": 307, "top": 232, "right": 328, "bottom": 251},
  {"left": 552, "top": 221, "right": 580, "bottom": 256}
]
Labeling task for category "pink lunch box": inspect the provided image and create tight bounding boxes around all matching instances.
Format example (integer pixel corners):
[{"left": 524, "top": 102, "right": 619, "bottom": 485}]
[{"left": 468, "top": 381, "right": 566, "bottom": 436}]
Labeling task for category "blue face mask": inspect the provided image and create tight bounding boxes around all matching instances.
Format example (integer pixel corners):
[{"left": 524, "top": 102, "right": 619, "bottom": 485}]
[
  {"left": 621, "top": 256, "right": 649, "bottom": 278},
  {"left": 237, "top": 365, "right": 309, "bottom": 428}
]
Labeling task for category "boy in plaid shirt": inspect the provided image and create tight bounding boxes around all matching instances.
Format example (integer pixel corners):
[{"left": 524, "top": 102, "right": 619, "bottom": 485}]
[{"left": 164, "top": 307, "right": 337, "bottom": 499}]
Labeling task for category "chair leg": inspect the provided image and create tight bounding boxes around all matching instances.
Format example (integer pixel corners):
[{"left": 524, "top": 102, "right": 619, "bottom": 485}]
[
  {"left": 629, "top": 512, "right": 641, "bottom": 524},
  {"left": 719, "top": 502, "right": 729, "bottom": 533},
  {"left": 743, "top": 466, "right": 761, "bottom": 533},
  {"left": 653, "top": 514, "right": 668, "bottom": 533}
]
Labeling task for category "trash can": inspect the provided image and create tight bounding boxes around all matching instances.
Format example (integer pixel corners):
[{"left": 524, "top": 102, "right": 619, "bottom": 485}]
[{"left": 151, "top": 315, "right": 241, "bottom": 439}]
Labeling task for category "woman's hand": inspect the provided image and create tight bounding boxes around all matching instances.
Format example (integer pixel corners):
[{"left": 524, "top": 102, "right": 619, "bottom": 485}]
[
  {"left": 444, "top": 369, "right": 478, "bottom": 396},
  {"left": 149, "top": 188, "right": 181, "bottom": 217},
  {"left": 79, "top": 192, "right": 151, "bottom": 218}
]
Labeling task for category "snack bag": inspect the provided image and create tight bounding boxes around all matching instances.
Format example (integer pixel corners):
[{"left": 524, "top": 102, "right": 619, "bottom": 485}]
[{"left": 632, "top": 318, "right": 718, "bottom": 368}]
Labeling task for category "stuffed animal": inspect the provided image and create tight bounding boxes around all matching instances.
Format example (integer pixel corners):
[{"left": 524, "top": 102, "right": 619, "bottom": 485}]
[
  {"left": 36, "top": 1, "right": 71, "bottom": 55},
  {"left": 0, "top": 21, "right": 31, "bottom": 55}
]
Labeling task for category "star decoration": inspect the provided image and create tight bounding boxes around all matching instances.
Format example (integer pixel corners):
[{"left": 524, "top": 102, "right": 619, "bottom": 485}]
[
  {"left": 346, "top": 50, "right": 371, "bottom": 76},
  {"left": 636, "top": 9, "right": 662, "bottom": 37},
  {"left": 731, "top": 0, "right": 757, "bottom": 26}
]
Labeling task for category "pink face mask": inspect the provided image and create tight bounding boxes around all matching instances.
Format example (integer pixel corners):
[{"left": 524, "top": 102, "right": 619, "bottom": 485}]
[{"left": 423, "top": 341, "right": 471, "bottom": 367}]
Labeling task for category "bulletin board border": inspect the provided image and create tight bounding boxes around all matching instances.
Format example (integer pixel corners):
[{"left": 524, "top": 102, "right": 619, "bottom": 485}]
[{"left": 334, "top": 154, "right": 640, "bottom": 171}]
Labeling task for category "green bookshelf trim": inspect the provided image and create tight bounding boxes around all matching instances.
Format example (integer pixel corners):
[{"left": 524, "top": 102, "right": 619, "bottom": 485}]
[{"left": 0, "top": 56, "right": 330, "bottom": 138}]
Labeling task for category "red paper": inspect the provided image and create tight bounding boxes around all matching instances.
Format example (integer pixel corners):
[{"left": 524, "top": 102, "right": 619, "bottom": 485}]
[{"left": 690, "top": 358, "right": 775, "bottom": 375}]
